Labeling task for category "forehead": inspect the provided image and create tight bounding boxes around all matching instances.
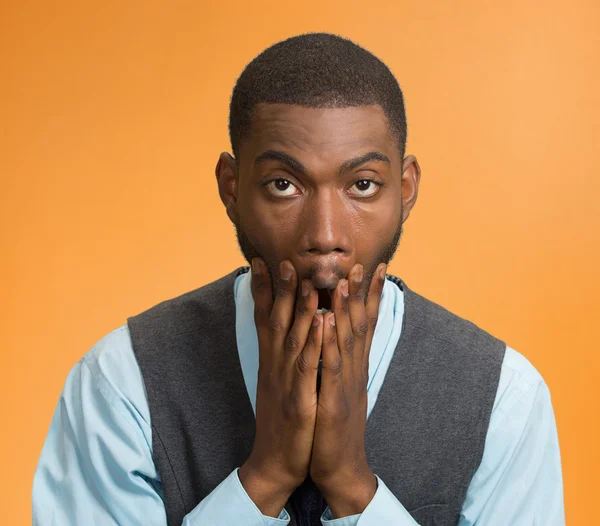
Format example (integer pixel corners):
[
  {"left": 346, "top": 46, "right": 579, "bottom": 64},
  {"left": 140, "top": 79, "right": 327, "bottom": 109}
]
[{"left": 241, "top": 103, "right": 399, "bottom": 165}]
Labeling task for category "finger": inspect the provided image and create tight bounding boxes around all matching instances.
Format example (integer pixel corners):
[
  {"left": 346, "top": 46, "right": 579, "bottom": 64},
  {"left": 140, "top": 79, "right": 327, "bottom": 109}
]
[
  {"left": 331, "top": 277, "right": 355, "bottom": 383},
  {"left": 363, "top": 263, "right": 387, "bottom": 370},
  {"left": 347, "top": 264, "right": 369, "bottom": 376},
  {"left": 269, "top": 260, "right": 299, "bottom": 367},
  {"left": 251, "top": 258, "right": 273, "bottom": 365},
  {"left": 292, "top": 312, "right": 323, "bottom": 401},
  {"left": 320, "top": 311, "right": 342, "bottom": 396},
  {"left": 283, "top": 279, "right": 319, "bottom": 391}
]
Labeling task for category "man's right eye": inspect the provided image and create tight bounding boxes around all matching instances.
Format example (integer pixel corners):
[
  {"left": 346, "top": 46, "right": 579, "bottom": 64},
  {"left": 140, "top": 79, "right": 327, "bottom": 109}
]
[{"left": 265, "top": 178, "right": 300, "bottom": 197}]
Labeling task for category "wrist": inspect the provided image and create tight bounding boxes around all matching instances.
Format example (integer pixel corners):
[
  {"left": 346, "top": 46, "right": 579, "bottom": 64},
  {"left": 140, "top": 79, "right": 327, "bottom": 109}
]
[
  {"left": 239, "top": 461, "right": 298, "bottom": 517},
  {"left": 318, "top": 469, "right": 377, "bottom": 519},
  {"left": 240, "top": 455, "right": 301, "bottom": 494}
]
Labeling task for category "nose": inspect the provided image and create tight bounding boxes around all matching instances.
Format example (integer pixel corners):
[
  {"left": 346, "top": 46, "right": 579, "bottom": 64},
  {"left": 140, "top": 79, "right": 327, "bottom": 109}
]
[
  {"left": 295, "top": 188, "right": 352, "bottom": 283},
  {"left": 301, "top": 187, "right": 351, "bottom": 255}
]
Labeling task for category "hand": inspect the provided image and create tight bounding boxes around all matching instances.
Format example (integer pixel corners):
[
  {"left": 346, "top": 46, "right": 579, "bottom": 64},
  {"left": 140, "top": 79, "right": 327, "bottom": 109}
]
[
  {"left": 239, "top": 258, "right": 324, "bottom": 517},
  {"left": 309, "top": 262, "right": 387, "bottom": 518}
]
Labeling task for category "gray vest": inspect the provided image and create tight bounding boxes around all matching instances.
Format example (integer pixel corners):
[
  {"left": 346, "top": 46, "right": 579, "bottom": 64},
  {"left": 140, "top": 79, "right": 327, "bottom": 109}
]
[{"left": 127, "top": 267, "right": 506, "bottom": 525}]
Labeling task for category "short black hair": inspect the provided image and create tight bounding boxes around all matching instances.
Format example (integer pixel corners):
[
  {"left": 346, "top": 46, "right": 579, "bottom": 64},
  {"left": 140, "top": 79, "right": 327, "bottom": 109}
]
[{"left": 228, "top": 32, "right": 407, "bottom": 163}]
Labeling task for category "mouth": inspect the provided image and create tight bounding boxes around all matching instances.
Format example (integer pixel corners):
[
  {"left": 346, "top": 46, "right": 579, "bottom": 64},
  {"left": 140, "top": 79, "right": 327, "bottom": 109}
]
[{"left": 317, "top": 288, "right": 333, "bottom": 312}]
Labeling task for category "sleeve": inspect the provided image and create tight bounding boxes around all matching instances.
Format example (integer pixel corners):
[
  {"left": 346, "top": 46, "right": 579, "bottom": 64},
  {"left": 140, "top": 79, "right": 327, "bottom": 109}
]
[
  {"left": 458, "top": 379, "right": 565, "bottom": 525},
  {"left": 32, "top": 359, "right": 169, "bottom": 525},
  {"left": 182, "top": 468, "right": 289, "bottom": 525},
  {"left": 32, "top": 332, "right": 290, "bottom": 525},
  {"left": 320, "top": 476, "right": 419, "bottom": 526}
]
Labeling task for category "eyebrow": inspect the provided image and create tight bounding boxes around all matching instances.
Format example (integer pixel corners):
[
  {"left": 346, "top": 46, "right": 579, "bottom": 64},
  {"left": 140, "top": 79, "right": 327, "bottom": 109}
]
[{"left": 253, "top": 150, "right": 391, "bottom": 176}]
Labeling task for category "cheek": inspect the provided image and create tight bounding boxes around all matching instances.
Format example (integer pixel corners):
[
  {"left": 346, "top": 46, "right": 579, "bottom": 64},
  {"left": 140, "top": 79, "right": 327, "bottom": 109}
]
[
  {"left": 359, "top": 206, "right": 398, "bottom": 233},
  {"left": 241, "top": 198, "right": 301, "bottom": 257},
  {"left": 353, "top": 198, "right": 402, "bottom": 250}
]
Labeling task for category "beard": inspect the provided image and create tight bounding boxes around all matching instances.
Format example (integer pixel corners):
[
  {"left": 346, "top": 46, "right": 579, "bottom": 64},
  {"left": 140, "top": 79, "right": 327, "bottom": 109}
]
[{"left": 234, "top": 206, "right": 404, "bottom": 304}]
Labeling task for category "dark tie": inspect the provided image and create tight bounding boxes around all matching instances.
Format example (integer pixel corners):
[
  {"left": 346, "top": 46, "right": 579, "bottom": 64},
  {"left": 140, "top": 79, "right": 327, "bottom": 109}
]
[{"left": 286, "top": 475, "right": 327, "bottom": 526}]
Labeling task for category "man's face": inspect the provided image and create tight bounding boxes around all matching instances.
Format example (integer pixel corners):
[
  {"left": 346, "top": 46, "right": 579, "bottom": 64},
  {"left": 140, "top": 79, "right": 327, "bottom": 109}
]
[{"left": 217, "top": 103, "right": 419, "bottom": 309}]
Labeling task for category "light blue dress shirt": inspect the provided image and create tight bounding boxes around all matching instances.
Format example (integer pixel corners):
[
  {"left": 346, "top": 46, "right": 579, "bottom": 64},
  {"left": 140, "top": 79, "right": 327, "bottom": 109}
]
[{"left": 33, "top": 271, "right": 565, "bottom": 525}]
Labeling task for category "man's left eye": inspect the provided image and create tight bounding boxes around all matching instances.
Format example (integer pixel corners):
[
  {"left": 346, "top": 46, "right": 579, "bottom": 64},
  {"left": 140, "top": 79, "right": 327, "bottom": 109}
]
[{"left": 349, "top": 179, "right": 381, "bottom": 197}]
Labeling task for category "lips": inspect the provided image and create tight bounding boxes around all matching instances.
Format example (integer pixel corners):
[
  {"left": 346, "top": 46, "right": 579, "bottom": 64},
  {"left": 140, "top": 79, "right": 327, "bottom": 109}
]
[{"left": 293, "top": 256, "right": 347, "bottom": 311}]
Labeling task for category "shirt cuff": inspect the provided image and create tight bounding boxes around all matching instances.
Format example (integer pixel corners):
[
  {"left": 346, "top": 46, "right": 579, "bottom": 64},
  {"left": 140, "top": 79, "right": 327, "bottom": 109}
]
[
  {"left": 321, "top": 475, "right": 418, "bottom": 526},
  {"left": 182, "top": 467, "right": 290, "bottom": 525},
  {"left": 321, "top": 506, "right": 361, "bottom": 525}
]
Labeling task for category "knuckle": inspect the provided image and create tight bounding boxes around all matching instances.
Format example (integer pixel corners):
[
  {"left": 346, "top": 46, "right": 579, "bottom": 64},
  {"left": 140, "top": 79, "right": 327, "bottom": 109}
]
[
  {"left": 268, "top": 317, "right": 285, "bottom": 334},
  {"left": 285, "top": 333, "right": 302, "bottom": 352},
  {"left": 329, "top": 358, "right": 343, "bottom": 376},
  {"left": 353, "top": 318, "right": 369, "bottom": 337},
  {"left": 295, "top": 352, "right": 311, "bottom": 375},
  {"left": 343, "top": 333, "right": 355, "bottom": 352}
]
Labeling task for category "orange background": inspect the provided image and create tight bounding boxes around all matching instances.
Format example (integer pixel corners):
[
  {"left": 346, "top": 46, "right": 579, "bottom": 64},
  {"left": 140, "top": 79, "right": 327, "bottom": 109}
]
[{"left": 1, "top": 0, "right": 598, "bottom": 523}]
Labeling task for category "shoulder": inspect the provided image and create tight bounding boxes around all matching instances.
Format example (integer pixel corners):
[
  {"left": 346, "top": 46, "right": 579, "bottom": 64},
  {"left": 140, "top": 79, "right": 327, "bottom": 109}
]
[
  {"left": 491, "top": 345, "right": 550, "bottom": 431},
  {"left": 498, "top": 345, "right": 545, "bottom": 397},
  {"left": 78, "top": 324, "right": 151, "bottom": 430}
]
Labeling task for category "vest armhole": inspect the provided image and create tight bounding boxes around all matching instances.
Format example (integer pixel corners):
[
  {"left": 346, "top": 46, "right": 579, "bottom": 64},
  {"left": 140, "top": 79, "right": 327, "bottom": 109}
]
[{"left": 151, "top": 424, "right": 188, "bottom": 516}]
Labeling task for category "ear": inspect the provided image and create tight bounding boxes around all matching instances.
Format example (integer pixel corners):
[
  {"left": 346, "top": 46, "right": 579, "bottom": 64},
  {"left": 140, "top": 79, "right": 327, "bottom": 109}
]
[
  {"left": 215, "top": 152, "right": 238, "bottom": 225},
  {"left": 400, "top": 154, "right": 421, "bottom": 223}
]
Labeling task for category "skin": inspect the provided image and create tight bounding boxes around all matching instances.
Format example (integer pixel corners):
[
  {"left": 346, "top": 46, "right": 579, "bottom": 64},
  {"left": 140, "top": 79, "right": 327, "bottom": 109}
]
[{"left": 216, "top": 102, "right": 421, "bottom": 518}]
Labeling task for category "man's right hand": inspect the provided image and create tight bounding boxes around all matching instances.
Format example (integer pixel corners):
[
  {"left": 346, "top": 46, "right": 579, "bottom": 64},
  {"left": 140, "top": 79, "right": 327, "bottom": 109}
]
[{"left": 238, "top": 258, "right": 323, "bottom": 518}]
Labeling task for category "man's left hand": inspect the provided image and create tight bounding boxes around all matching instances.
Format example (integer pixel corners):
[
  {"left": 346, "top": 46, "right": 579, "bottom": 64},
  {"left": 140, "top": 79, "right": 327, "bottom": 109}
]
[{"left": 309, "top": 262, "right": 387, "bottom": 518}]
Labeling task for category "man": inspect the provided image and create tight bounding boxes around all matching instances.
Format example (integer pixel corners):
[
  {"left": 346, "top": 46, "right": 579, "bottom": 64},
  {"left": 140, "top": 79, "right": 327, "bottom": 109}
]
[{"left": 33, "top": 32, "right": 565, "bottom": 525}]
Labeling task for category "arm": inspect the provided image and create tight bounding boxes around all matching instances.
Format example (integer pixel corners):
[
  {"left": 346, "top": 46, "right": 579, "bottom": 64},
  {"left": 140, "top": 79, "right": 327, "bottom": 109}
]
[
  {"left": 32, "top": 357, "right": 168, "bottom": 525},
  {"left": 458, "top": 376, "right": 565, "bottom": 525},
  {"left": 33, "top": 326, "right": 290, "bottom": 525}
]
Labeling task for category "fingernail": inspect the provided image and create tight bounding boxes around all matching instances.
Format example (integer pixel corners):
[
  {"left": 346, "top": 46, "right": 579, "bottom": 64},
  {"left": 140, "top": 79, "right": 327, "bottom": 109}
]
[
  {"left": 280, "top": 262, "right": 293, "bottom": 281},
  {"left": 312, "top": 313, "right": 320, "bottom": 327},
  {"left": 354, "top": 265, "right": 363, "bottom": 284},
  {"left": 379, "top": 265, "right": 387, "bottom": 280},
  {"left": 329, "top": 313, "right": 336, "bottom": 327},
  {"left": 252, "top": 259, "right": 263, "bottom": 275},
  {"left": 341, "top": 280, "right": 349, "bottom": 297},
  {"left": 302, "top": 280, "right": 310, "bottom": 297}
]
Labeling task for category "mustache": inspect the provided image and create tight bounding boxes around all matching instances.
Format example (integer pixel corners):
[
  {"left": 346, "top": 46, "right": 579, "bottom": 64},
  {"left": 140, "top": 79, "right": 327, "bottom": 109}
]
[{"left": 233, "top": 210, "right": 404, "bottom": 293}]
